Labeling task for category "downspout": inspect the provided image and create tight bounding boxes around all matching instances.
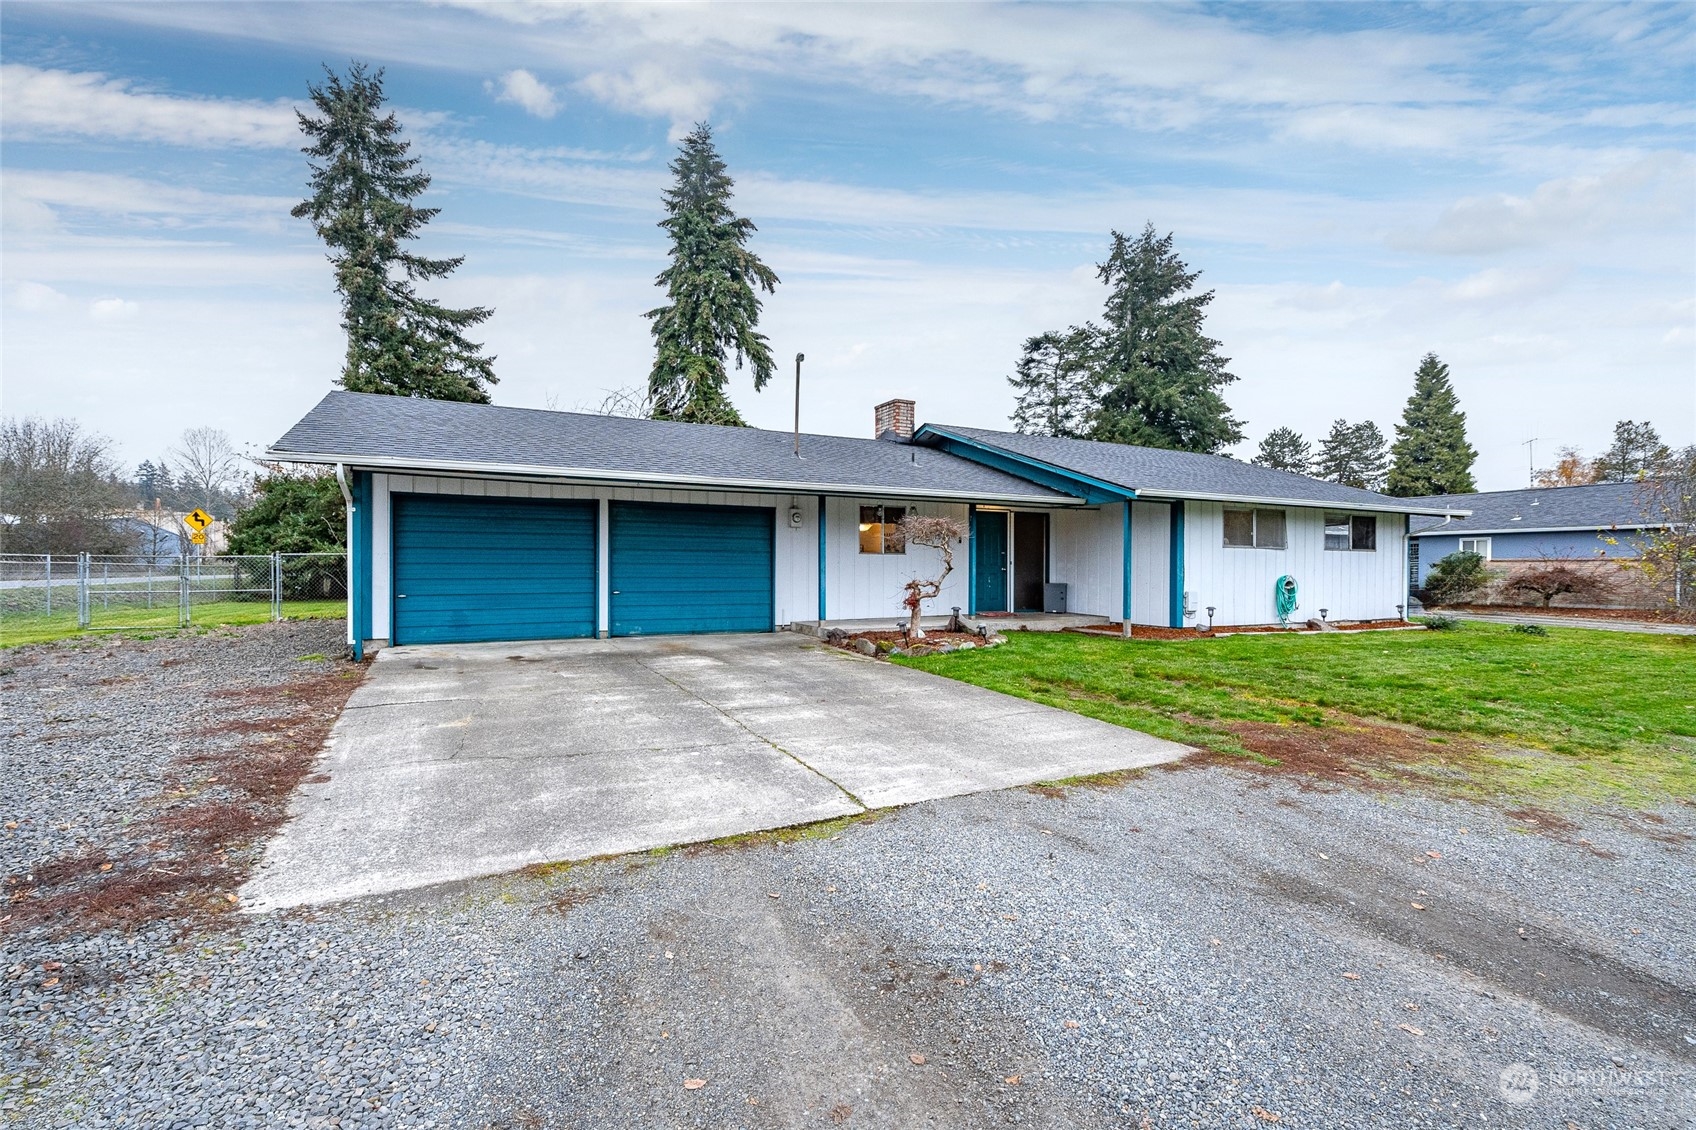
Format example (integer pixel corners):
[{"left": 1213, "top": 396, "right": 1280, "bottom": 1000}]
[{"left": 334, "top": 463, "right": 360, "bottom": 660}]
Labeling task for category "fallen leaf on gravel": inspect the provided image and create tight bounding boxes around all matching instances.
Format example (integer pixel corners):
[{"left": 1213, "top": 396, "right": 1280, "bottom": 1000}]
[
  {"left": 1208, "top": 937, "right": 1221, "bottom": 946},
  {"left": 42, "top": 962, "right": 62, "bottom": 972},
  {"left": 224, "top": 893, "right": 239, "bottom": 905},
  {"left": 973, "top": 963, "right": 983, "bottom": 972},
  {"left": 746, "top": 1097, "right": 760, "bottom": 1106},
  {"left": 1250, "top": 1106, "right": 1281, "bottom": 1123},
  {"left": 909, "top": 1053, "right": 927, "bottom": 1065},
  {"left": 1063, "top": 1020, "right": 1080, "bottom": 1029},
  {"left": 1004, "top": 1075, "right": 1022, "bottom": 1085},
  {"left": 1411, "top": 903, "right": 1426, "bottom": 911},
  {"left": 1317, "top": 852, "right": 1329, "bottom": 859},
  {"left": 1342, "top": 972, "right": 1361, "bottom": 981},
  {"left": 767, "top": 892, "right": 780, "bottom": 900},
  {"left": 41, "top": 978, "right": 59, "bottom": 988},
  {"left": 3, "top": 822, "right": 15, "bottom": 830},
  {"left": 1398, "top": 1023, "right": 1424, "bottom": 1036},
  {"left": 683, "top": 1079, "right": 706, "bottom": 1090},
  {"left": 829, "top": 1102, "right": 852, "bottom": 1123},
  {"left": 826, "top": 885, "right": 838, "bottom": 893},
  {"left": 1038, "top": 829, "right": 1054, "bottom": 836},
  {"left": 98, "top": 863, "right": 113, "bottom": 872},
  {"left": 1000, "top": 913, "right": 1019, "bottom": 921},
  {"left": 1425, "top": 850, "right": 1442, "bottom": 859},
  {"left": 1630, "top": 928, "right": 1642, "bottom": 935}
]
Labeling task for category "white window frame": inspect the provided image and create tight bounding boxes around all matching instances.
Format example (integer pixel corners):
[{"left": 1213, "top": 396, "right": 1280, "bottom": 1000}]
[
  {"left": 858, "top": 505, "right": 907, "bottom": 555},
  {"left": 1458, "top": 536, "right": 1492, "bottom": 561},
  {"left": 1223, "top": 507, "right": 1287, "bottom": 550},
  {"left": 1325, "top": 513, "right": 1378, "bottom": 552}
]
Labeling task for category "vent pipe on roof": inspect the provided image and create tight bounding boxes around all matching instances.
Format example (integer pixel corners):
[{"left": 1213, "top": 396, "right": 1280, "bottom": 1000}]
[{"left": 793, "top": 353, "right": 805, "bottom": 458}]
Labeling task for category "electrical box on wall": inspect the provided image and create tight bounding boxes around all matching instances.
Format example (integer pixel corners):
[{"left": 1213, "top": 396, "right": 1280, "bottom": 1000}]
[
  {"left": 1183, "top": 591, "right": 1197, "bottom": 617},
  {"left": 788, "top": 507, "right": 804, "bottom": 529}
]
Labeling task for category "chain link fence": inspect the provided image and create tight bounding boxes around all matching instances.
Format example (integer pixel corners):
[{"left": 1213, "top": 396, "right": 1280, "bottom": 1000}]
[{"left": 1, "top": 553, "right": 347, "bottom": 643}]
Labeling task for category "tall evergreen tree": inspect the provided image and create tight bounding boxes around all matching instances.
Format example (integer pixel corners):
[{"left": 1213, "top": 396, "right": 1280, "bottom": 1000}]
[
  {"left": 645, "top": 124, "right": 778, "bottom": 426},
  {"left": 293, "top": 62, "right": 496, "bottom": 402},
  {"left": 1251, "top": 426, "right": 1313, "bottom": 474},
  {"left": 1315, "top": 419, "right": 1389, "bottom": 491},
  {"left": 1385, "top": 353, "right": 1476, "bottom": 496},
  {"left": 1088, "top": 224, "right": 1241, "bottom": 452},
  {"left": 1009, "top": 328, "right": 1095, "bottom": 438},
  {"left": 1593, "top": 420, "right": 1671, "bottom": 481}
]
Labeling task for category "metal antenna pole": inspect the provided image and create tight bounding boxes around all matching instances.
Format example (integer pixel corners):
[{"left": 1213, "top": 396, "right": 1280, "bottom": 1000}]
[
  {"left": 793, "top": 352, "right": 805, "bottom": 457},
  {"left": 1522, "top": 437, "right": 1540, "bottom": 486}
]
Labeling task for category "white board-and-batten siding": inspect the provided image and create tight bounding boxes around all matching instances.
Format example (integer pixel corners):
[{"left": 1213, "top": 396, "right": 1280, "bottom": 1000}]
[{"left": 1180, "top": 501, "right": 1407, "bottom": 626}]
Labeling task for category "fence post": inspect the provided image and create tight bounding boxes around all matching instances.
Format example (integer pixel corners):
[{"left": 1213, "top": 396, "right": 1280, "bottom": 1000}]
[
  {"left": 77, "top": 553, "right": 90, "bottom": 629},
  {"left": 179, "top": 555, "right": 190, "bottom": 628},
  {"left": 273, "top": 552, "right": 283, "bottom": 621},
  {"left": 45, "top": 554, "right": 52, "bottom": 616}
]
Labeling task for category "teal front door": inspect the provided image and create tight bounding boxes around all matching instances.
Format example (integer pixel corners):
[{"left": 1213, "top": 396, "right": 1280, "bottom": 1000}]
[{"left": 973, "top": 510, "right": 1008, "bottom": 613}]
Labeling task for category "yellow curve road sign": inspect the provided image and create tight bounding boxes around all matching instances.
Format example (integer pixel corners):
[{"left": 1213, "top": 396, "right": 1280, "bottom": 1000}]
[{"left": 185, "top": 508, "right": 213, "bottom": 531}]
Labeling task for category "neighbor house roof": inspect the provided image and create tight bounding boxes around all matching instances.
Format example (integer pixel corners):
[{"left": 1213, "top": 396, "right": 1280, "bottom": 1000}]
[
  {"left": 915, "top": 424, "right": 1462, "bottom": 516},
  {"left": 268, "top": 392, "right": 1077, "bottom": 505},
  {"left": 1407, "top": 482, "right": 1654, "bottom": 535}
]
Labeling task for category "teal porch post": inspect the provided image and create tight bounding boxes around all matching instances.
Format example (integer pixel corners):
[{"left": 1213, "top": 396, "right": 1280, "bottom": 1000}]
[
  {"left": 1121, "top": 501, "right": 1133, "bottom": 638},
  {"left": 1168, "top": 501, "right": 1186, "bottom": 628},
  {"left": 817, "top": 495, "right": 828, "bottom": 622},
  {"left": 967, "top": 504, "right": 978, "bottom": 616}
]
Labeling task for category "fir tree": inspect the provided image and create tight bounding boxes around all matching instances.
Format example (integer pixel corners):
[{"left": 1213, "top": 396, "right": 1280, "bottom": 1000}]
[
  {"left": 293, "top": 62, "right": 496, "bottom": 402},
  {"left": 645, "top": 124, "right": 779, "bottom": 425},
  {"left": 1315, "top": 419, "right": 1389, "bottom": 491},
  {"left": 1088, "top": 224, "right": 1241, "bottom": 453},
  {"left": 1251, "top": 427, "right": 1313, "bottom": 474},
  {"left": 1386, "top": 353, "right": 1476, "bottom": 496},
  {"left": 1009, "top": 328, "right": 1095, "bottom": 438},
  {"left": 1593, "top": 420, "right": 1671, "bottom": 482}
]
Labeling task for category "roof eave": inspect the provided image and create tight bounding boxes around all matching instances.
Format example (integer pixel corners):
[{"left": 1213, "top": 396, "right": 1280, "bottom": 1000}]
[
  {"left": 1146, "top": 487, "right": 1468, "bottom": 517},
  {"left": 262, "top": 448, "right": 1086, "bottom": 507},
  {"left": 1410, "top": 523, "right": 1660, "bottom": 536}
]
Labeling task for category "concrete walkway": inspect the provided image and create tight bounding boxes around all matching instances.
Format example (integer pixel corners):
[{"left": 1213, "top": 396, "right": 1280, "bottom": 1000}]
[
  {"left": 243, "top": 633, "right": 1189, "bottom": 909},
  {"left": 1449, "top": 609, "right": 1696, "bottom": 635}
]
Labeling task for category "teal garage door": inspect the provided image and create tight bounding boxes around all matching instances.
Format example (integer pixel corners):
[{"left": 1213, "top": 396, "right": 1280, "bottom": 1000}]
[
  {"left": 392, "top": 493, "right": 596, "bottom": 645},
  {"left": 610, "top": 502, "right": 774, "bottom": 636}
]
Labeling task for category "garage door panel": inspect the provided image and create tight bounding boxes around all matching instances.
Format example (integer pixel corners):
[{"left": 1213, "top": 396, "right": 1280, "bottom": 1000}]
[
  {"left": 393, "top": 494, "right": 596, "bottom": 645},
  {"left": 610, "top": 502, "right": 773, "bottom": 636}
]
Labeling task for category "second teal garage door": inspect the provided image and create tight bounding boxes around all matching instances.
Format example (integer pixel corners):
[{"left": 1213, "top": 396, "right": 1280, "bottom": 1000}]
[
  {"left": 610, "top": 501, "right": 774, "bottom": 636},
  {"left": 392, "top": 493, "right": 597, "bottom": 645}
]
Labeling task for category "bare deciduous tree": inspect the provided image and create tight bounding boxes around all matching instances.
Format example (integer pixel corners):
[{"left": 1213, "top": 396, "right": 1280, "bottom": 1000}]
[
  {"left": 0, "top": 416, "right": 136, "bottom": 553},
  {"left": 169, "top": 427, "right": 244, "bottom": 512},
  {"left": 897, "top": 514, "right": 967, "bottom": 639}
]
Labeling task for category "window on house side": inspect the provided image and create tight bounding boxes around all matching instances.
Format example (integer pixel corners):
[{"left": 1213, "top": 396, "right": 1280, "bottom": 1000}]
[
  {"left": 1459, "top": 536, "right": 1491, "bottom": 561},
  {"left": 1326, "top": 514, "right": 1377, "bottom": 551},
  {"left": 858, "top": 505, "right": 907, "bottom": 554},
  {"left": 1224, "top": 507, "right": 1287, "bottom": 549}
]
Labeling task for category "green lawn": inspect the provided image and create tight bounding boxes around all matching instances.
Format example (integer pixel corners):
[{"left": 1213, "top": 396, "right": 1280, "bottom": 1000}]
[
  {"left": 0, "top": 600, "right": 345, "bottom": 648},
  {"left": 896, "top": 623, "right": 1696, "bottom": 807}
]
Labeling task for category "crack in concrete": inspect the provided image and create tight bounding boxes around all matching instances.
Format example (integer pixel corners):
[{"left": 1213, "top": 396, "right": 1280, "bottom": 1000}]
[{"left": 634, "top": 657, "right": 870, "bottom": 811}]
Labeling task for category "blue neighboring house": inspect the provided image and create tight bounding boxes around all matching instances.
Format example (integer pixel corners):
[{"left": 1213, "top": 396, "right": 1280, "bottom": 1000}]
[{"left": 1407, "top": 482, "right": 1654, "bottom": 588}]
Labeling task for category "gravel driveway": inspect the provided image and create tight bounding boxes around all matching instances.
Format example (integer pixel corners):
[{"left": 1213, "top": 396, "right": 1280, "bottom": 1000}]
[{"left": 4, "top": 623, "right": 1692, "bottom": 1129}]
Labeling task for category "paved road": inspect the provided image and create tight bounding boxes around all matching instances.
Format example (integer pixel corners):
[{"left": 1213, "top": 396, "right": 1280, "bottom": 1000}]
[
  {"left": 243, "top": 633, "right": 1188, "bottom": 909},
  {"left": 1449, "top": 610, "right": 1696, "bottom": 635}
]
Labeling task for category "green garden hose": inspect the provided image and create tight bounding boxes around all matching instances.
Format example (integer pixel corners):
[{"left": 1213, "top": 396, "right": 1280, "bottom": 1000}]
[{"left": 1275, "top": 575, "right": 1299, "bottom": 627}]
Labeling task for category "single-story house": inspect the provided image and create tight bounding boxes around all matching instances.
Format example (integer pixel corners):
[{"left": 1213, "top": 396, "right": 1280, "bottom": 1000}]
[
  {"left": 1407, "top": 481, "right": 1662, "bottom": 607},
  {"left": 1408, "top": 482, "right": 1654, "bottom": 580},
  {"left": 268, "top": 391, "right": 1461, "bottom": 655}
]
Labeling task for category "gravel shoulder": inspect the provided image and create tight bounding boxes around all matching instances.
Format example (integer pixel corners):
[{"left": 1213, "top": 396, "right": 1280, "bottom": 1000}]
[{"left": 3, "top": 624, "right": 1692, "bottom": 1129}]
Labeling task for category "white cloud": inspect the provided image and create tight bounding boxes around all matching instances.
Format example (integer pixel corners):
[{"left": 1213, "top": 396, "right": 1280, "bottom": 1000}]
[
  {"left": 1443, "top": 266, "right": 1571, "bottom": 305},
  {"left": 0, "top": 64, "right": 298, "bottom": 148},
  {"left": 3, "top": 170, "right": 295, "bottom": 233},
  {"left": 7, "top": 281, "right": 69, "bottom": 312},
  {"left": 89, "top": 298, "right": 140, "bottom": 321},
  {"left": 578, "top": 63, "right": 719, "bottom": 138},
  {"left": 1398, "top": 152, "right": 1696, "bottom": 254},
  {"left": 489, "top": 69, "right": 559, "bottom": 118}
]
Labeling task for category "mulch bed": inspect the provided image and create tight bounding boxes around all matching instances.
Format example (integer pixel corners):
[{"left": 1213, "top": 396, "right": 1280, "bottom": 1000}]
[{"left": 1067, "top": 619, "right": 1413, "bottom": 640}]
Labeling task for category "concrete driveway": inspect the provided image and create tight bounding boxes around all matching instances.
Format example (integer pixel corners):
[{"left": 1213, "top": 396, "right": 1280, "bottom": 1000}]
[{"left": 243, "top": 633, "right": 1189, "bottom": 909}]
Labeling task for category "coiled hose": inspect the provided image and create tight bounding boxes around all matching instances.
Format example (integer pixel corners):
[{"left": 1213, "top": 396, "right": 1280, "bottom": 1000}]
[{"left": 1275, "top": 575, "right": 1299, "bottom": 627}]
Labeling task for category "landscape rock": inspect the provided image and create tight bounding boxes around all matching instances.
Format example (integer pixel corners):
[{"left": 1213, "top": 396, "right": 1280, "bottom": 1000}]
[{"left": 853, "top": 638, "right": 878, "bottom": 656}]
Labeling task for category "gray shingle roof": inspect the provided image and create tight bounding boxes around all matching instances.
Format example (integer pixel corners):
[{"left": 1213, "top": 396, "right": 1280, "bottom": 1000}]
[
  {"left": 1408, "top": 482, "right": 1653, "bottom": 534},
  {"left": 919, "top": 424, "right": 1459, "bottom": 515},
  {"left": 268, "top": 392, "right": 1074, "bottom": 504}
]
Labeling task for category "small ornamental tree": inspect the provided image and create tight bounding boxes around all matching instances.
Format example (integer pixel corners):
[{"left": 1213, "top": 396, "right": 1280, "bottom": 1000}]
[
  {"left": 1420, "top": 550, "right": 1491, "bottom": 606},
  {"left": 1502, "top": 559, "right": 1612, "bottom": 608},
  {"left": 897, "top": 513, "right": 967, "bottom": 639}
]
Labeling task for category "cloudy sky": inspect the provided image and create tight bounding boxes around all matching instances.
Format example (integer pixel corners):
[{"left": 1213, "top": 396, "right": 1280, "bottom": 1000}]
[{"left": 3, "top": 2, "right": 1692, "bottom": 489}]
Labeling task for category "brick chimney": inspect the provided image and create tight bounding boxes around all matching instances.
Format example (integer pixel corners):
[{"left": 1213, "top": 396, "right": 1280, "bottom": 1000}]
[{"left": 874, "top": 398, "right": 915, "bottom": 442}]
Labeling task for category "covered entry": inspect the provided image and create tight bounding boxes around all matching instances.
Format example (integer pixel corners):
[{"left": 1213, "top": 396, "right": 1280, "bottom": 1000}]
[
  {"left": 609, "top": 501, "right": 775, "bottom": 636},
  {"left": 391, "top": 493, "right": 597, "bottom": 645},
  {"left": 972, "top": 510, "right": 1049, "bottom": 614}
]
